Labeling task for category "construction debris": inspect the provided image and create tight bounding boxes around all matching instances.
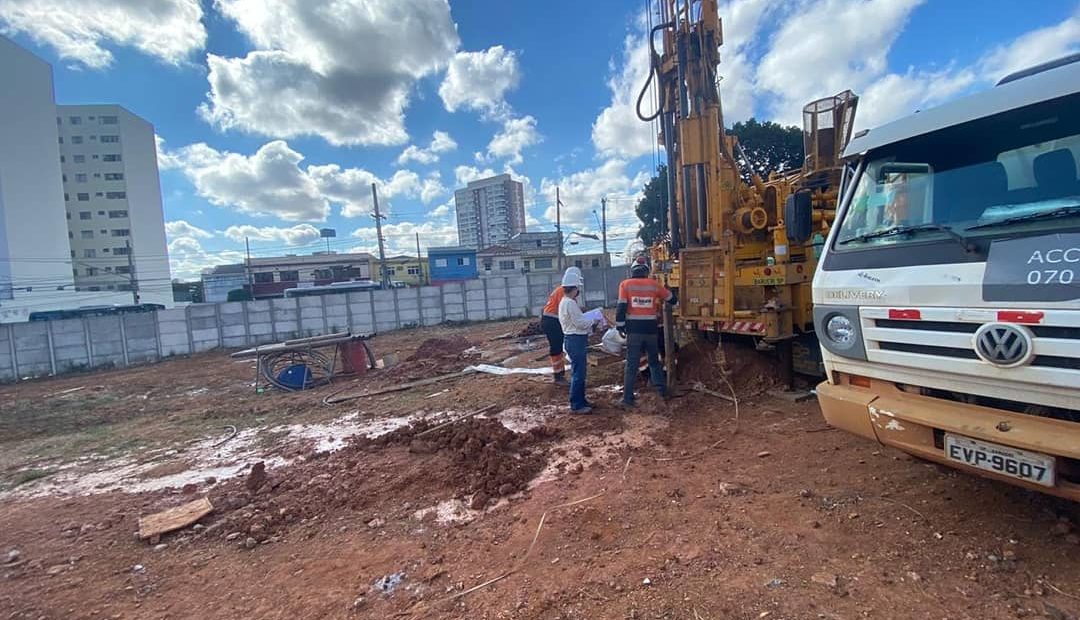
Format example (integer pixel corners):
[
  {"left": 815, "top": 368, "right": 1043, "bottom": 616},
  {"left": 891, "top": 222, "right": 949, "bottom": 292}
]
[{"left": 137, "top": 497, "right": 213, "bottom": 541}]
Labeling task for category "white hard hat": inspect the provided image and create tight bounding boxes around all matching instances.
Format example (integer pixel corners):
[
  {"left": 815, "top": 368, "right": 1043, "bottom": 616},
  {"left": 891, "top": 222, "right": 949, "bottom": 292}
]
[{"left": 561, "top": 268, "right": 583, "bottom": 287}]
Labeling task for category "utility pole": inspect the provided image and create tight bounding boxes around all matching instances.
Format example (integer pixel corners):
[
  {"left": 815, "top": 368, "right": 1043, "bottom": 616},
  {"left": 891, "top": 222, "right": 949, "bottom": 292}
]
[
  {"left": 555, "top": 186, "right": 563, "bottom": 271},
  {"left": 415, "top": 231, "right": 426, "bottom": 286},
  {"left": 245, "top": 236, "right": 253, "bottom": 296},
  {"left": 371, "top": 183, "right": 390, "bottom": 288},
  {"left": 125, "top": 240, "right": 139, "bottom": 304},
  {"left": 600, "top": 197, "right": 609, "bottom": 267}
]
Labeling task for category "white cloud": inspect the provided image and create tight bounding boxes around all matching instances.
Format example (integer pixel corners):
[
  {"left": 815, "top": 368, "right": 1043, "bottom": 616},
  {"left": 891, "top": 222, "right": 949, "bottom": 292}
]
[
  {"left": 0, "top": 0, "right": 206, "bottom": 69},
  {"left": 155, "top": 135, "right": 183, "bottom": 170},
  {"left": 591, "top": 17, "right": 656, "bottom": 160},
  {"left": 165, "top": 220, "right": 212, "bottom": 239},
  {"left": 397, "top": 130, "right": 458, "bottom": 165},
  {"left": 486, "top": 116, "right": 541, "bottom": 165},
  {"left": 351, "top": 221, "right": 458, "bottom": 256},
  {"left": 540, "top": 159, "right": 649, "bottom": 233},
  {"left": 157, "top": 138, "right": 422, "bottom": 221},
  {"left": 200, "top": 0, "right": 459, "bottom": 146},
  {"left": 438, "top": 45, "right": 521, "bottom": 117},
  {"left": 421, "top": 173, "right": 448, "bottom": 204},
  {"left": 167, "top": 236, "right": 245, "bottom": 281},
  {"left": 222, "top": 224, "right": 322, "bottom": 246},
  {"left": 979, "top": 11, "right": 1080, "bottom": 81},
  {"left": 308, "top": 166, "right": 420, "bottom": 218},
  {"left": 428, "top": 203, "right": 452, "bottom": 218},
  {"left": 756, "top": 0, "right": 925, "bottom": 126},
  {"left": 454, "top": 165, "right": 497, "bottom": 188},
  {"left": 163, "top": 140, "right": 328, "bottom": 221}
]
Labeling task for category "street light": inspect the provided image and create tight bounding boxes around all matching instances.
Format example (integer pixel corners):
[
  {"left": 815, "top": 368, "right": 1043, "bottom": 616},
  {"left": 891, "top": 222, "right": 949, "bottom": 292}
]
[{"left": 563, "top": 231, "right": 599, "bottom": 248}]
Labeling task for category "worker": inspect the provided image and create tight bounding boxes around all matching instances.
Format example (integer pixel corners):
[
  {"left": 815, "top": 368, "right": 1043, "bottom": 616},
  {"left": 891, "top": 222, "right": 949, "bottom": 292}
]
[
  {"left": 541, "top": 267, "right": 581, "bottom": 385},
  {"left": 558, "top": 268, "right": 596, "bottom": 414},
  {"left": 616, "top": 256, "right": 676, "bottom": 407}
]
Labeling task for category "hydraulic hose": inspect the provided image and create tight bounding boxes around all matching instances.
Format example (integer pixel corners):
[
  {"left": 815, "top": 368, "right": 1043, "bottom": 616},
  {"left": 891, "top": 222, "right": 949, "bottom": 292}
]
[{"left": 635, "top": 22, "right": 674, "bottom": 123}]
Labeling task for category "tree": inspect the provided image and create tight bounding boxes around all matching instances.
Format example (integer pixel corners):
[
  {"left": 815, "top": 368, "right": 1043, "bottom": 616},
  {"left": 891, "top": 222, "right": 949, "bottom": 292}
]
[
  {"left": 635, "top": 164, "right": 667, "bottom": 247},
  {"left": 728, "top": 118, "right": 804, "bottom": 183}
]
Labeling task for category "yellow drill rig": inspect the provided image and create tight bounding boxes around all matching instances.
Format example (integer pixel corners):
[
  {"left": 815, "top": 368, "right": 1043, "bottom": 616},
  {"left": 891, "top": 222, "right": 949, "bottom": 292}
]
[{"left": 638, "top": 0, "right": 858, "bottom": 385}]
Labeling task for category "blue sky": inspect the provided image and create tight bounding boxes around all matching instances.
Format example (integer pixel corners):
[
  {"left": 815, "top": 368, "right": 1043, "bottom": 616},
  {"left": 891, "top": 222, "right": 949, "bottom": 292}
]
[{"left": 2, "top": 0, "right": 1078, "bottom": 279}]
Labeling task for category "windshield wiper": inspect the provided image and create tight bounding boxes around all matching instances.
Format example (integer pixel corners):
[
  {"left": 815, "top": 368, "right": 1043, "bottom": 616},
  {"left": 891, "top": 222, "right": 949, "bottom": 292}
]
[
  {"left": 965, "top": 204, "right": 1080, "bottom": 231},
  {"left": 839, "top": 223, "right": 978, "bottom": 253}
]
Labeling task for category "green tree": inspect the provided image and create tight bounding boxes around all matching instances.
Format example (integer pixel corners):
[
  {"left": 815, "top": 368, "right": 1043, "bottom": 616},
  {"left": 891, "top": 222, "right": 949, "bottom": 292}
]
[
  {"left": 728, "top": 118, "right": 804, "bottom": 183},
  {"left": 635, "top": 164, "right": 667, "bottom": 246}
]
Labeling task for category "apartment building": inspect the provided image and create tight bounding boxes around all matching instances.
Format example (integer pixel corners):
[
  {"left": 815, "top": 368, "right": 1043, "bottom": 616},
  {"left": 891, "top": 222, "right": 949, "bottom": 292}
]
[
  {"left": 57, "top": 105, "right": 172, "bottom": 307},
  {"left": 454, "top": 173, "right": 526, "bottom": 249},
  {"left": 0, "top": 37, "right": 140, "bottom": 322}
]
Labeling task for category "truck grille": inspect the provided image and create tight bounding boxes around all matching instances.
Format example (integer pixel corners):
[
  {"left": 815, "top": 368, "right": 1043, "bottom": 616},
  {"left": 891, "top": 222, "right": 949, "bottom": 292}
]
[{"left": 860, "top": 307, "right": 1080, "bottom": 393}]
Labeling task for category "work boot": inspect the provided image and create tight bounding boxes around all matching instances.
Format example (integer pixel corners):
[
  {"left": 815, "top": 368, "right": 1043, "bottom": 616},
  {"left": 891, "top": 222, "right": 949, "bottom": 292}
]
[
  {"left": 570, "top": 405, "right": 593, "bottom": 415},
  {"left": 618, "top": 399, "right": 637, "bottom": 409},
  {"left": 553, "top": 371, "right": 568, "bottom": 385}
]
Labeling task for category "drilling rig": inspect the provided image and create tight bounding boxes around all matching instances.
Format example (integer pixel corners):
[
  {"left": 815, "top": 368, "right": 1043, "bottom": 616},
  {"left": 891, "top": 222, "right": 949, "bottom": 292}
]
[{"left": 638, "top": 0, "right": 858, "bottom": 385}]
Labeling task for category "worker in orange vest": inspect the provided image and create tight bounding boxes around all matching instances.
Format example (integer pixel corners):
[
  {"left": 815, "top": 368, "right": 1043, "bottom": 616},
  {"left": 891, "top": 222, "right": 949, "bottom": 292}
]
[
  {"left": 541, "top": 266, "right": 582, "bottom": 384},
  {"left": 615, "top": 256, "right": 676, "bottom": 406}
]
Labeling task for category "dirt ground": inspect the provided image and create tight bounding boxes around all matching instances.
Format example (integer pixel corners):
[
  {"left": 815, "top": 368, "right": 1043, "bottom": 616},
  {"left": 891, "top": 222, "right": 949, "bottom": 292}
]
[{"left": 1, "top": 317, "right": 1078, "bottom": 620}]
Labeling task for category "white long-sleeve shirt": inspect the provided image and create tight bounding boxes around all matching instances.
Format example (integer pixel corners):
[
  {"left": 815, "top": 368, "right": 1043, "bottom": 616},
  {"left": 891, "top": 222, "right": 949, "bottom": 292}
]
[{"left": 558, "top": 295, "right": 594, "bottom": 335}]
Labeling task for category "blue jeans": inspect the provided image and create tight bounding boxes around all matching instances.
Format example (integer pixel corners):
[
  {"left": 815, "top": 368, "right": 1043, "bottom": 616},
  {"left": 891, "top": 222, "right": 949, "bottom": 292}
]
[
  {"left": 564, "top": 334, "right": 588, "bottom": 410},
  {"left": 623, "top": 331, "right": 665, "bottom": 404}
]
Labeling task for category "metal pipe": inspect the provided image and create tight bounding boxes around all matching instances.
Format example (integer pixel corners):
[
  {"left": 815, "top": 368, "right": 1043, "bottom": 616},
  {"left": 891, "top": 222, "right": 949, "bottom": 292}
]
[
  {"left": 695, "top": 163, "right": 708, "bottom": 239},
  {"left": 681, "top": 166, "right": 695, "bottom": 245},
  {"left": 663, "top": 113, "right": 680, "bottom": 249}
]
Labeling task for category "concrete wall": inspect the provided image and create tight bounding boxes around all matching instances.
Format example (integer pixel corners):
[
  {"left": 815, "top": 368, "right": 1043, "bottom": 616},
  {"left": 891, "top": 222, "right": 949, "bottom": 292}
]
[{"left": 0, "top": 268, "right": 625, "bottom": 382}]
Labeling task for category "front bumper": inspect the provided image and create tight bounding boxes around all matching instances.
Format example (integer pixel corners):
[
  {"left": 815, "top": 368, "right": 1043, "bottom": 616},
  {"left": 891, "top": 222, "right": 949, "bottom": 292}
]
[{"left": 817, "top": 381, "right": 1080, "bottom": 501}]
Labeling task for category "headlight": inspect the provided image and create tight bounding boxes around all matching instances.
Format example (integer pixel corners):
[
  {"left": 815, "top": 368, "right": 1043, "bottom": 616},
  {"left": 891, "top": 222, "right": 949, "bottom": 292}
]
[{"left": 825, "top": 314, "right": 856, "bottom": 346}]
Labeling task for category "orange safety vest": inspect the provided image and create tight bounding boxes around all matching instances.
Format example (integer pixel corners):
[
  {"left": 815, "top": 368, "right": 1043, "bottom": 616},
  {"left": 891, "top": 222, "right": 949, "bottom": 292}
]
[
  {"left": 542, "top": 286, "right": 565, "bottom": 318},
  {"left": 616, "top": 278, "right": 672, "bottom": 333}
]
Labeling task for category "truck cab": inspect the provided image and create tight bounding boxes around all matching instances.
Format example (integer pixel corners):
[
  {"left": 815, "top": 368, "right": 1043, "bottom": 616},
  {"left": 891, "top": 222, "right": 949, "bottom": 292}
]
[{"left": 813, "top": 55, "right": 1080, "bottom": 500}]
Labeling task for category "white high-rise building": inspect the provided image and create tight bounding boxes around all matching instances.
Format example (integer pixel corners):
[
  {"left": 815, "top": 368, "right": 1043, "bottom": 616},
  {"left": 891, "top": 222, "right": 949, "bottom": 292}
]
[
  {"left": 454, "top": 173, "right": 526, "bottom": 249},
  {"left": 0, "top": 37, "right": 94, "bottom": 321},
  {"left": 0, "top": 36, "right": 172, "bottom": 321},
  {"left": 57, "top": 105, "right": 171, "bottom": 306}
]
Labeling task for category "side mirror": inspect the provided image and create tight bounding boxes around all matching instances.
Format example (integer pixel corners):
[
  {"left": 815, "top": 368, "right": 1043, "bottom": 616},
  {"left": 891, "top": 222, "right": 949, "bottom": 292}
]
[{"left": 785, "top": 190, "right": 813, "bottom": 243}]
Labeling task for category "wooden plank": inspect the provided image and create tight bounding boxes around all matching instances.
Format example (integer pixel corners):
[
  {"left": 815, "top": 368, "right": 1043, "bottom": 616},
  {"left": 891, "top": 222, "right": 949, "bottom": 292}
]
[{"left": 138, "top": 497, "right": 213, "bottom": 540}]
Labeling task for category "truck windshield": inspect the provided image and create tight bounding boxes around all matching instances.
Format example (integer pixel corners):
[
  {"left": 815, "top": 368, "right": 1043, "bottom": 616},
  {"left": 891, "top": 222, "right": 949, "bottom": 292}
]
[{"left": 835, "top": 92, "right": 1080, "bottom": 250}]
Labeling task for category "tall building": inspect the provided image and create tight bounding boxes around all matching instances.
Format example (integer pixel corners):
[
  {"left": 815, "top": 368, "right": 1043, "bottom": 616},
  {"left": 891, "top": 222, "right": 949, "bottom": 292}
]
[
  {"left": 57, "top": 105, "right": 172, "bottom": 306},
  {"left": 454, "top": 173, "right": 526, "bottom": 249},
  {"left": 0, "top": 37, "right": 107, "bottom": 321}
]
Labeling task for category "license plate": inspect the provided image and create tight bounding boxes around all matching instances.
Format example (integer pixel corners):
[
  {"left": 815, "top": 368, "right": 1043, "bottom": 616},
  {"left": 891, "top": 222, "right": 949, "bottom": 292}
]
[
  {"left": 944, "top": 434, "right": 1055, "bottom": 487},
  {"left": 752, "top": 276, "right": 785, "bottom": 286}
]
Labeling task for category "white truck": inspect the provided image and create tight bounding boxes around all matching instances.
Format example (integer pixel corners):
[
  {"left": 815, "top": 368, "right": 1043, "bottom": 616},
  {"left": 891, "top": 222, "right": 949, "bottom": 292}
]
[{"left": 813, "top": 54, "right": 1080, "bottom": 501}]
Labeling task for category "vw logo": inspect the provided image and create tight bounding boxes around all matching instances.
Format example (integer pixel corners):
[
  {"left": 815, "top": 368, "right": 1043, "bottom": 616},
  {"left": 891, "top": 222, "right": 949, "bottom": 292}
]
[{"left": 973, "top": 323, "right": 1034, "bottom": 367}]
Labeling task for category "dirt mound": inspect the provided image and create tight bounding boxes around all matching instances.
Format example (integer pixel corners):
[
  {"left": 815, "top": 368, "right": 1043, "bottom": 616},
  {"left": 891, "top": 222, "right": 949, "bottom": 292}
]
[
  {"left": 676, "top": 337, "right": 781, "bottom": 397},
  {"left": 407, "top": 336, "right": 473, "bottom": 361},
  {"left": 384, "top": 417, "right": 559, "bottom": 509},
  {"left": 205, "top": 417, "right": 559, "bottom": 541},
  {"left": 517, "top": 320, "right": 543, "bottom": 337}
]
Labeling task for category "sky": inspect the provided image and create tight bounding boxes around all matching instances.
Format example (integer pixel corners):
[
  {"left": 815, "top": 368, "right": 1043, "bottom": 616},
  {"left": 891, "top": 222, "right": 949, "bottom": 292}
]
[{"left": 1, "top": 0, "right": 1078, "bottom": 280}]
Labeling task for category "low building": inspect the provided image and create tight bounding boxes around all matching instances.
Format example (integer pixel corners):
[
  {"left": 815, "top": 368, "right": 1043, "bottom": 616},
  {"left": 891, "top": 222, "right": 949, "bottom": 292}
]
[
  {"left": 201, "top": 264, "right": 247, "bottom": 303},
  {"left": 428, "top": 247, "right": 477, "bottom": 284},
  {"left": 246, "top": 252, "right": 375, "bottom": 298},
  {"left": 378, "top": 255, "right": 428, "bottom": 286},
  {"left": 566, "top": 252, "right": 611, "bottom": 270},
  {"left": 477, "top": 245, "right": 525, "bottom": 277}
]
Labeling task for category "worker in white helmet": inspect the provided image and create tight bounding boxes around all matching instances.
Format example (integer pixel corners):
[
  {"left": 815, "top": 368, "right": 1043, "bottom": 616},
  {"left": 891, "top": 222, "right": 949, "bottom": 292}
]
[
  {"left": 540, "top": 266, "right": 582, "bottom": 385},
  {"left": 557, "top": 267, "right": 596, "bottom": 414}
]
